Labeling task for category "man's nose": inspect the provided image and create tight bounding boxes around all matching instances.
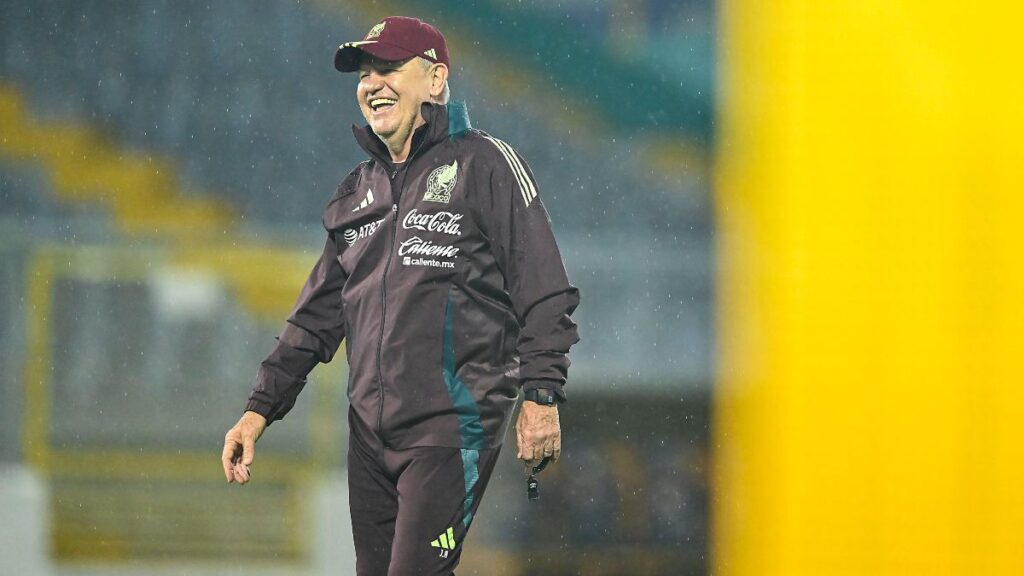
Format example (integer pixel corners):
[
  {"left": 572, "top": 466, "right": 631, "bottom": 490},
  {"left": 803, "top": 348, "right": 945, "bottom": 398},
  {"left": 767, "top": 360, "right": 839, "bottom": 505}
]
[{"left": 361, "top": 70, "right": 384, "bottom": 89}]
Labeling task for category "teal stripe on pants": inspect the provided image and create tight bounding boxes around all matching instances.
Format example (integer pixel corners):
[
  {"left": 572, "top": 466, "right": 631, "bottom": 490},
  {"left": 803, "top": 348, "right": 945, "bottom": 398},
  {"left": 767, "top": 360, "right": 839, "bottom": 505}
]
[
  {"left": 460, "top": 448, "right": 480, "bottom": 527},
  {"left": 443, "top": 287, "right": 486, "bottom": 526}
]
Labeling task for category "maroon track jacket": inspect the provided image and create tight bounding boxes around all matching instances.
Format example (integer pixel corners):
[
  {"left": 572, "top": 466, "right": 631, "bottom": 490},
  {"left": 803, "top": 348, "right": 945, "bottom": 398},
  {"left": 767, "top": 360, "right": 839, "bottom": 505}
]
[{"left": 245, "top": 101, "right": 580, "bottom": 450}]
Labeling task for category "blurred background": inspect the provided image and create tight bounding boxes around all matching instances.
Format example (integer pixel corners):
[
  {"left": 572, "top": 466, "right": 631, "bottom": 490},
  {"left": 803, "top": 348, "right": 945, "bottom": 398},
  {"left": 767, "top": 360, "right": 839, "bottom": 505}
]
[{"left": 2, "top": 1, "right": 1021, "bottom": 575}]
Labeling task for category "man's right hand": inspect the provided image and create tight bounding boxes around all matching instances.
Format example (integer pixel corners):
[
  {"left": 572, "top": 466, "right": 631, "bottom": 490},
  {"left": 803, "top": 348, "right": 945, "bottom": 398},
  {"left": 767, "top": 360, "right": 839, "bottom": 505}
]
[{"left": 221, "top": 411, "right": 267, "bottom": 485}]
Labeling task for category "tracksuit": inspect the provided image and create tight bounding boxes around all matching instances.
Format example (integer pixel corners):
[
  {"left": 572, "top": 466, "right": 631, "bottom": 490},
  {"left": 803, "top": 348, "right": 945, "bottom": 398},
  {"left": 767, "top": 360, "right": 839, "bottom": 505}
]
[{"left": 244, "top": 101, "right": 580, "bottom": 574}]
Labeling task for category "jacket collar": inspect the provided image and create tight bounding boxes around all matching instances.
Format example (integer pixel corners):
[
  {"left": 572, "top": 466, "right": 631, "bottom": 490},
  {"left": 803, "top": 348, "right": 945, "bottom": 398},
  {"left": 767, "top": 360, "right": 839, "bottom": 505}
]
[{"left": 352, "top": 101, "right": 472, "bottom": 168}]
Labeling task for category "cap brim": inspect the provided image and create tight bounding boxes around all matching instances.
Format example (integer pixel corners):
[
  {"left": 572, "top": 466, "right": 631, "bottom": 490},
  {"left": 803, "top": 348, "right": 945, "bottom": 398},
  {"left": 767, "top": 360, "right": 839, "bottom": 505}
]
[{"left": 334, "top": 41, "right": 420, "bottom": 72}]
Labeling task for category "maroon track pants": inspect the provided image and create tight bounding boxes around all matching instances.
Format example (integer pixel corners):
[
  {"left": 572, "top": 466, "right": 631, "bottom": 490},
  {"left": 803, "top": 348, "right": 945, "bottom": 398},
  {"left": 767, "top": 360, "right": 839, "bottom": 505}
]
[{"left": 347, "top": 412, "right": 501, "bottom": 575}]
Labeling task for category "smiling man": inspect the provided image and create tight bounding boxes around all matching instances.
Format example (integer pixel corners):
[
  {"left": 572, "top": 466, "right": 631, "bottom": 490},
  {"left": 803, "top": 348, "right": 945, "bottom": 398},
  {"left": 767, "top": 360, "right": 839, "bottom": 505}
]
[
  {"left": 355, "top": 53, "right": 444, "bottom": 162},
  {"left": 222, "top": 16, "right": 580, "bottom": 575}
]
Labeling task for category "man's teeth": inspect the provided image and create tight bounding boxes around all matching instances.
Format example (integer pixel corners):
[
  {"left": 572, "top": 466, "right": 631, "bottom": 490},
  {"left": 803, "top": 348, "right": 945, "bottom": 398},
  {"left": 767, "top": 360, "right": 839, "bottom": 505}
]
[{"left": 371, "top": 98, "right": 397, "bottom": 110}]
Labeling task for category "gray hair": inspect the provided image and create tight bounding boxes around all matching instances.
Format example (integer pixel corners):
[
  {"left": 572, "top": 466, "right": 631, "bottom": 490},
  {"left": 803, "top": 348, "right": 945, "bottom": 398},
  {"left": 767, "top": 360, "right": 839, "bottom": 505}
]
[{"left": 419, "top": 57, "right": 450, "bottom": 104}]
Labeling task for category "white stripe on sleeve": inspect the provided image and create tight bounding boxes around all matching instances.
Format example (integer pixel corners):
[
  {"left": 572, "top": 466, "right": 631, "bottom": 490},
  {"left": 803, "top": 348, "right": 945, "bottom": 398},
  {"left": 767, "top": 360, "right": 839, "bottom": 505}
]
[{"left": 484, "top": 136, "right": 538, "bottom": 207}]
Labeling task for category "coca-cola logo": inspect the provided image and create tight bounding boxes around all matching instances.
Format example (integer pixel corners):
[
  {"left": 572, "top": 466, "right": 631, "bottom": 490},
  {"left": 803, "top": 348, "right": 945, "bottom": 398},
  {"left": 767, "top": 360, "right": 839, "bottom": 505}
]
[{"left": 402, "top": 209, "right": 463, "bottom": 236}]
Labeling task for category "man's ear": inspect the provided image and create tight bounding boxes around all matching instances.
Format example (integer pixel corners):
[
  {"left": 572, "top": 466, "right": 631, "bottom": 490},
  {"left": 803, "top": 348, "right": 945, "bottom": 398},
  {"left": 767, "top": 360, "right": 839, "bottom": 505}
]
[{"left": 429, "top": 64, "right": 449, "bottom": 99}]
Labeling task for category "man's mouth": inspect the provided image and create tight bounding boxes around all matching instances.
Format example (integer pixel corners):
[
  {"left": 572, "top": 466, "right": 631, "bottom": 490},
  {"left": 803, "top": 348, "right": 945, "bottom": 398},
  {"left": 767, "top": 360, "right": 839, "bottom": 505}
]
[{"left": 370, "top": 98, "right": 397, "bottom": 112}]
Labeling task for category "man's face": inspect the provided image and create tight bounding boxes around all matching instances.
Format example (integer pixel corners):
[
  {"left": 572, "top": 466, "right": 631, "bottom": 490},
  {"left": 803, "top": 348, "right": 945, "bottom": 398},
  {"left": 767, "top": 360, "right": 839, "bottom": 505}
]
[{"left": 357, "top": 56, "right": 433, "bottom": 143}]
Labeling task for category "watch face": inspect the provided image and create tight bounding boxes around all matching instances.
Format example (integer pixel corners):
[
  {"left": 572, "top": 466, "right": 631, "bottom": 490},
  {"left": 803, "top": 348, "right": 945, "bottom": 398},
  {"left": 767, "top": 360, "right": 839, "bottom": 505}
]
[{"left": 527, "top": 389, "right": 555, "bottom": 405}]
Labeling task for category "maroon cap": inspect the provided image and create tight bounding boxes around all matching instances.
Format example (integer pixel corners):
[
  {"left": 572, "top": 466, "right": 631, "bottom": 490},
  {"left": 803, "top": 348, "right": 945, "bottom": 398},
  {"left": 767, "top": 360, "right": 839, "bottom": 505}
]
[{"left": 335, "top": 16, "right": 450, "bottom": 73}]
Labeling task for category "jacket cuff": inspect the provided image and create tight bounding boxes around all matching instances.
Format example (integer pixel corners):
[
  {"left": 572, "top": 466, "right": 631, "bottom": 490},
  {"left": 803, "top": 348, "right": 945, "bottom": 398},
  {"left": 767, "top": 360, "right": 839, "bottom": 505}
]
[
  {"left": 522, "top": 379, "right": 567, "bottom": 403},
  {"left": 244, "top": 399, "right": 276, "bottom": 424}
]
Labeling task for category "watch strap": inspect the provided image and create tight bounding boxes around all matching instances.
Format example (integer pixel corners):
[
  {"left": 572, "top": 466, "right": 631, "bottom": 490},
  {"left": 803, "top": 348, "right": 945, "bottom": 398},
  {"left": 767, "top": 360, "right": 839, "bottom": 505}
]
[{"left": 524, "top": 387, "right": 558, "bottom": 406}]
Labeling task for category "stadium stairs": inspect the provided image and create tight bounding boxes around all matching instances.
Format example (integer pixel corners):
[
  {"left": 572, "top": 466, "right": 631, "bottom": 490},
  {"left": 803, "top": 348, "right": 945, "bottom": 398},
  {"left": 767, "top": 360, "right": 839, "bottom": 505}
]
[
  {"left": 1, "top": 82, "right": 314, "bottom": 322},
  {"left": 2, "top": 81, "right": 343, "bottom": 564}
]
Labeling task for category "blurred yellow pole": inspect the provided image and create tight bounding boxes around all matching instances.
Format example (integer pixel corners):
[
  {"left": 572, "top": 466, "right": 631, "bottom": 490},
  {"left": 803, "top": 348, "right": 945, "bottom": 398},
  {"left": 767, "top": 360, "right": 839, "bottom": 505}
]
[{"left": 713, "top": 2, "right": 1024, "bottom": 574}]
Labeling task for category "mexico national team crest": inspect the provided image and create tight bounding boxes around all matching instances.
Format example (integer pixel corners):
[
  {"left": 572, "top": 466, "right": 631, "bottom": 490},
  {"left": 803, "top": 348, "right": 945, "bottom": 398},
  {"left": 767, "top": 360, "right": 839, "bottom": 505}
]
[
  {"left": 423, "top": 160, "right": 458, "bottom": 204},
  {"left": 365, "top": 21, "right": 385, "bottom": 39}
]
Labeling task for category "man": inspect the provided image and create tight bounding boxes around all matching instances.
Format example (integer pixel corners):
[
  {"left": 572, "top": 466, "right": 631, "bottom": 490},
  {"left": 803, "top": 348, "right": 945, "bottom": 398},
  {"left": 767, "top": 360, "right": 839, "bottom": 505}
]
[{"left": 221, "top": 16, "right": 579, "bottom": 575}]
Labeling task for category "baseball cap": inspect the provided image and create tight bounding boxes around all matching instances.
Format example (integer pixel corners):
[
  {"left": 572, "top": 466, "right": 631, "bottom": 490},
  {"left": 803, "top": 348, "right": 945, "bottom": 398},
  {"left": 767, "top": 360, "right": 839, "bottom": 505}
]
[{"left": 335, "top": 16, "right": 450, "bottom": 73}]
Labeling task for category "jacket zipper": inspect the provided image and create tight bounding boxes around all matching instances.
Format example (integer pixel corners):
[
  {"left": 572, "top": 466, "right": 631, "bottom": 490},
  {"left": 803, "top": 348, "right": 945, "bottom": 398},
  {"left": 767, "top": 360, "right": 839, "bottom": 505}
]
[
  {"left": 375, "top": 198, "right": 399, "bottom": 437},
  {"left": 374, "top": 143, "right": 425, "bottom": 439}
]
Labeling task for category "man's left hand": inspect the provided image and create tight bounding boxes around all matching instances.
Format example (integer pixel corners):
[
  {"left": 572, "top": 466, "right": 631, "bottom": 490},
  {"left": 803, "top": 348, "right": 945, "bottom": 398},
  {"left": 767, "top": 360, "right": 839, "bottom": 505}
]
[{"left": 516, "top": 401, "right": 561, "bottom": 472}]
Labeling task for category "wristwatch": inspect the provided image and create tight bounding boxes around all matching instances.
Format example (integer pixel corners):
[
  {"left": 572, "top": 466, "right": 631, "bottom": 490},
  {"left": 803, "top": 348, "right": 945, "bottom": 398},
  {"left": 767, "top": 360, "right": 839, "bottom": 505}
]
[{"left": 523, "top": 387, "right": 558, "bottom": 406}]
